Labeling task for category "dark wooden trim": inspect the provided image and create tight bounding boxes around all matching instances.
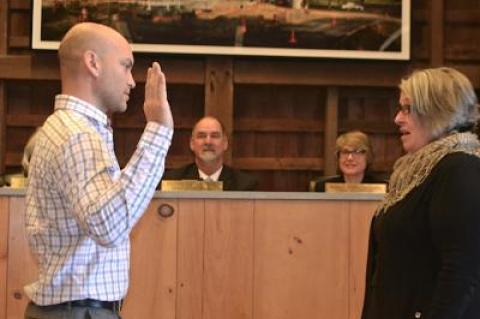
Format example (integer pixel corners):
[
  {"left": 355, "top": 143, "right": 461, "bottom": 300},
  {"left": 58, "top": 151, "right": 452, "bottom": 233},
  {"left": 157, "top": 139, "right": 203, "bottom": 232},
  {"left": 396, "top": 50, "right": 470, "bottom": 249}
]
[
  {"left": 0, "top": 55, "right": 205, "bottom": 84},
  {"left": 0, "top": 0, "right": 7, "bottom": 54},
  {"left": 368, "top": 160, "right": 396, "bottom": 173},
  {"left": 133, "top": 58, "right": 205, "bottom": 84},
  {"left": 0, "top": 0, "right": 8, "bottom": 175},
  {"left": 0, "top": 83, "right": 6, "bottom": 174},
  {"left": 449, "top": 64, "right": 480, "bottom": 88},
  {"left": 6, "top": 153, "right": 394, "bottom": 173},
  {"left": 10, "top": 0, "right": 30, "bottom": 10},
  {"left": 413, "top": 10, "right": 427, "bottom": 23},
  {"left": 165, "top": 155, "right": 194, "bottom": 169},
  {"left": 204, "top": 57, "right": 233, "bottom": 165},
  {"left": 233, "top": 157, "right": 324, "bottom": 171},
  {"left": 5, "top": 152, "right": 21, "bottom": 167},
  {"left": 430, "top": 0, "right": 444, "bottom": 66},
  {"left": 234, "top": 60, "right": 411, "bottom": 87},
  {"left": 324, "top": 87, "right": 338, "bottom": 176},
  {"left": 6, "top": 114, "right": 46, "bottom": 127},
  {"left": 446, "top": 10, "right": 480, "bottom": 24},
  {"left": 339, "top": 121, "right": 398, "bottom": 134},
  {"left": 114, "top": 117, "right": 196, "bottom": 130},
  {"left": 8, "top": 36, "right": 29, "bottom": 48},
  {"left": 235, "top": 119, "right": 324, "bottom": 132}
]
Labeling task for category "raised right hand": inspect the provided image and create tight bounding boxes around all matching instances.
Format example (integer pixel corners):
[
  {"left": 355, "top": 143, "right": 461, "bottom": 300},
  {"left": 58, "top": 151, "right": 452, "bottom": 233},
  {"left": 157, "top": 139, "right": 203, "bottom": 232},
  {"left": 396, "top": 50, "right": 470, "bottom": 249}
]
[{"left": 143, "top": 62, "right": 174, "bottom": 128}]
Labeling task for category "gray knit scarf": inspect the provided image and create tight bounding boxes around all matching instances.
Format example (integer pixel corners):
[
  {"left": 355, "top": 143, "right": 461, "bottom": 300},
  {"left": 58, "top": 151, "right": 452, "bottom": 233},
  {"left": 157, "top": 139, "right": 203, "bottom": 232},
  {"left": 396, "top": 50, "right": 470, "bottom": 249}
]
[{"left": 377, "top": 132, "right": 480, "bottom": 214}]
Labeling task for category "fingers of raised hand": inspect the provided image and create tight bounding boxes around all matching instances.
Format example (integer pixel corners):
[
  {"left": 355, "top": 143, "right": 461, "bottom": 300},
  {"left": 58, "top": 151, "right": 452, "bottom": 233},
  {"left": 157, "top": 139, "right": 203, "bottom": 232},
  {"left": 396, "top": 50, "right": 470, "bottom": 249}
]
[{"left": 145, "top": 63, "right": 161, "bottom": 101}]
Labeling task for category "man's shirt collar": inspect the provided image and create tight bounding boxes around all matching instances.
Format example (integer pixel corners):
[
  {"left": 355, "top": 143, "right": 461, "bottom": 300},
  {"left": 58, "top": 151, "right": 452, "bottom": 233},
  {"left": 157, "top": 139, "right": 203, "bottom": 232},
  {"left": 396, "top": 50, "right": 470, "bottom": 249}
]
[{"left": 54, "top": 95, "right": 110, "bottom": 127}]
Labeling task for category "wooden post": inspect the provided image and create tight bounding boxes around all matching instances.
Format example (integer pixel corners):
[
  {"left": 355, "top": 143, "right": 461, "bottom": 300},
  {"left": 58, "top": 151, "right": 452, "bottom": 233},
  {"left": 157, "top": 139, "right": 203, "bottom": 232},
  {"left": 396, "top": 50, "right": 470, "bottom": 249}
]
[
  {"left": 0, "top": 0, "right": 7, "bottom": 175},
  {"left": 204, "top": 57, "right": 234, "bottom": 165},
  {"left": 430, "top": 0, "right": 444, "bottom": 66},
  {"left": 324, "top": 87, "right": 339, "bottom": 176},
  {"left": 0, "top": 198, "right": 8, "bottom": 319},
  {"left": 0, "top": 0, "right": 7, "bottom": 54},
  {"left": 0, "top": 86, "right": 5, "bottom": 175}
]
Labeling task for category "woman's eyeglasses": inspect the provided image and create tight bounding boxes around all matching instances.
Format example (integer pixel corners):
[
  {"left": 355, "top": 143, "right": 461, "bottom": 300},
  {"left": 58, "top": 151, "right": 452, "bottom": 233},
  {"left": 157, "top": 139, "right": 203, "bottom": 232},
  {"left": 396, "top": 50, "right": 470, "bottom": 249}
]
[
  {"left": 338, "top": 149, "right": 367, "bottom": 158},
  {"left": 396, "top": 104, "right": 411, "bottom": 115}
]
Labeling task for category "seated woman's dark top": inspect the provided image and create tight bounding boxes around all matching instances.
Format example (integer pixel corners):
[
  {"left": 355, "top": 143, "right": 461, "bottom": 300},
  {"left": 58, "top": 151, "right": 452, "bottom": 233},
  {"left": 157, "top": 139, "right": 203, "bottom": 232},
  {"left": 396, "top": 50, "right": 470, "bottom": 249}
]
[{"left": 314, "top": 174, "right": 385, "bottom": 192}]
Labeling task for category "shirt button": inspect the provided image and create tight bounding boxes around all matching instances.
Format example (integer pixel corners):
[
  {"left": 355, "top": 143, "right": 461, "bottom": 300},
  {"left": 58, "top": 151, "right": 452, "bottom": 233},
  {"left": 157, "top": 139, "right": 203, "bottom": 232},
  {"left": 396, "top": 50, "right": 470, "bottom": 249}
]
[{"left": 414, "top": 312, "right": 422, "bottom": 318}]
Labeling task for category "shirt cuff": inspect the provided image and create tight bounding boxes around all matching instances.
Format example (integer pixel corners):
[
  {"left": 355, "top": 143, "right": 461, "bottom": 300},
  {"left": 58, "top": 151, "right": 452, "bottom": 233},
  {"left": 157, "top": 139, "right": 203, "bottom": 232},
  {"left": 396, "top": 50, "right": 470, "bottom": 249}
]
[{"left": 139, "top": 122, "right": 173, "bottom": 151}]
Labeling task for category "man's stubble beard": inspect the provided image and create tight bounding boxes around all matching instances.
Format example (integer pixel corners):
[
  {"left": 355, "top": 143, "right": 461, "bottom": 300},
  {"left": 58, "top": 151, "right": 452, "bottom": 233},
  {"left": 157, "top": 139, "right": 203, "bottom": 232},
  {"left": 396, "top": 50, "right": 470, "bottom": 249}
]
[{"left": 198, "top": 150, "right": 220, "bottom": 163}]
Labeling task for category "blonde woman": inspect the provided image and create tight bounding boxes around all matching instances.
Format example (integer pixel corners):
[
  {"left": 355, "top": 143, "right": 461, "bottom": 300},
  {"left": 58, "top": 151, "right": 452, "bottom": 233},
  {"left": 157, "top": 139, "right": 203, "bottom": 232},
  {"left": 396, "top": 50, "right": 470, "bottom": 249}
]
[
  {"left": 315, "top": 130, "right": 381, "bottom": 191},
  {"left": 362, "top": 67, "right": 480, "bottom": 319}
]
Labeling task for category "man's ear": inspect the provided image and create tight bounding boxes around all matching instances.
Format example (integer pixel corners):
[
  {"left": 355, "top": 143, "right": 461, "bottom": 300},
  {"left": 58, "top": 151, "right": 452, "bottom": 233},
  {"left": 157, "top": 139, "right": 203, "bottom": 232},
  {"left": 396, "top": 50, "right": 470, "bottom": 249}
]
[
  {"left": 223, "top": 135, "right": 228, "bottom": 151},
  {"left": 83, "top": 50, "right": 101, "bottom": 78},
  {"left": 190, "top": 137, "right": 195, "bottom": 152}
]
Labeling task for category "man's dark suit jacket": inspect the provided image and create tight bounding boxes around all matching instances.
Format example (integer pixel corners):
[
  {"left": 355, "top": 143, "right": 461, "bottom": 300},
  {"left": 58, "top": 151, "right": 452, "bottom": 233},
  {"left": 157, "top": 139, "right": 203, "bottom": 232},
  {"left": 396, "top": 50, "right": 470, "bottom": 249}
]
[{"left": 162, "top": 163, "right": 257, "bottom": 191}]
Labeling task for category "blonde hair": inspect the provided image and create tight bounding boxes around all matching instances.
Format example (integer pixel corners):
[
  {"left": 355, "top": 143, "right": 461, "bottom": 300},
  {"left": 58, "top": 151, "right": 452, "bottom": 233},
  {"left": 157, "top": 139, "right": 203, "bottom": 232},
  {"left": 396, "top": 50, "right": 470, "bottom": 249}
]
[
  {"left": 336, "top": 130, "right": 373, "bottom": 165},
  {"left": 399, "top": 67, "right": 479, "bottom": 137}
]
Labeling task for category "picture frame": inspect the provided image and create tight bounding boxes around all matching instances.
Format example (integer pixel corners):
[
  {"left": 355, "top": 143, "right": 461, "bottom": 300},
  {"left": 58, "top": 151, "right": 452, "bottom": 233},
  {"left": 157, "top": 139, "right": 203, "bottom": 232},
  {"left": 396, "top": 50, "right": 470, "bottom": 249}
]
[{"left": 32, "top": 0, "right": 410, "bottom": 60}]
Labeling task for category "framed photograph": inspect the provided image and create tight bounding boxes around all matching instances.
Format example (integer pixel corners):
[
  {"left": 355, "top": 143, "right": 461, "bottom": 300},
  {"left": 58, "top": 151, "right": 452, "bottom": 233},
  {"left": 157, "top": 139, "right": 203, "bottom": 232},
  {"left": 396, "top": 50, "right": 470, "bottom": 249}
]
[{"left": 32, "top": 0, "right": 410, "bottom": 60}]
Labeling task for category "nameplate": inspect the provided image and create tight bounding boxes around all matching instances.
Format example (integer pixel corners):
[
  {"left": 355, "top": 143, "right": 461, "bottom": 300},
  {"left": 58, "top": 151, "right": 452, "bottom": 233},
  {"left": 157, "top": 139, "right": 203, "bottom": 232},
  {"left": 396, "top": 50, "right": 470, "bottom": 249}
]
[
  {"left": 4, "top": 174, "right": 27, "bottom": 188},
  {"left": 161, "top": 180, "right": 223, "bottom": 191},
  {"left": 325, "top": 182, "right": 386, "bottom": 193}
]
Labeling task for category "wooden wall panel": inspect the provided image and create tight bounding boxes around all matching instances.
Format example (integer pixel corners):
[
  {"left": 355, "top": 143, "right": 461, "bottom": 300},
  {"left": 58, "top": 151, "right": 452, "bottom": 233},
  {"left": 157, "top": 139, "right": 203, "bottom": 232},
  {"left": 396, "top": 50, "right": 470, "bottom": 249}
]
[
  {"left": 176, "top": 199, "right": 205, "bottom": 319},
  {"left": 8, "top": 10, "right": 30, "bottom": 49},
  {"left": 9, "top": 0, "right": 30, "bottom": 10},
  {"left": 1, "top": 195, "right": 381, "bottom": 319},
  {"left": 445, "top": 0, "right": 477, "bottom": 10},
  {"left": 0, "top": 198, "right": 8, "bottom": 319},
  {"left": 254, "top": 200, "right": 350, "bottom": 319},
  {"left": 205, "top": 58, "right": 234, "bottom": 165},
  {"left": 233, "top": 84, "right": 325, "bottom": 189},
  {"left": 338, "top": 87, "right": 400, "bottom": 173},
  {"left": 6, "top": 197, "right": 37, "bottom": 319},
  {"left": 115, "top": 83, "right": 204, "bottom": 168},
  {"left": 324, "top": 87, "right": 339, "bottom": 175},
  {"left": 0, "top": 56, "right": 206, "bottom": 83},
  {"left": 234, "top": 60, "right": 411, "bottom": 87},
  {"left": 122, "top": 199, "right": 178, "bottom": 319},
  {"left": 6, "top": 81, "right": 58, "bottom": 118},
  {"left": 6, "top": 82, "right": 31, "bottom": 115},
  {"left": 0, "top": 84, "right": 6, "bottom": 175},
  {"left": 252, "top": 170, "right": 319, "bottom": 192},
  {"left": 5, "top": 128, "right": 34, "bottom": 167},
  {"left": 430, "top": 0, "right": 445, "bottom": 66},
  {"left": 445, "top": 24, "right": 480, "bottom": 62},
  {"left": 5, "top": 81, "right": 58, "bottom": 170},
  {"left": 203, "top": 200, "right": 254, "bottom": 319},
  {"left": 2, "top": 0, "right": 480, "bottom": 191},
  {"left": 0, "top": 0, "right": 7, "bottom": 54},
  {"left": 411, "top": 1, "right": 428, "bottom": 62},
  {"left": 348, "top": 201, "right": 378, "bottom": 319},
  {"left": 0, "top": 0, "right": 6, "bottom": 177}
]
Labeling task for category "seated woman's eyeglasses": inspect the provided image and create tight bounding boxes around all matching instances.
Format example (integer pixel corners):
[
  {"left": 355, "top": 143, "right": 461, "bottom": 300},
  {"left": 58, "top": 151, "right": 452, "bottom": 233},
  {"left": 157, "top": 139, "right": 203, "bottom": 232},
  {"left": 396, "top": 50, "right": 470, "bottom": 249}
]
[
  {"left": 338, "top": 149, "right": 367, "bottom": 157},
  {"left": 396, "top": 104, "right": 411, "bottom": 115}
]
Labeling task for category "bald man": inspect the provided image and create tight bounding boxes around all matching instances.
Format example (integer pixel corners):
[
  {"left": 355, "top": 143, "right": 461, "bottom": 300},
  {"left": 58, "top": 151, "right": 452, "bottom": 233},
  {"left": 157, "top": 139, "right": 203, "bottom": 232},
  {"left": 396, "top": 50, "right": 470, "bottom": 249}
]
[
  {"left": 163, "top": 116, "right": 257, "bottom": 191},
  {"left": 24, "top": 23, "right": 173, "bottom": 319}
]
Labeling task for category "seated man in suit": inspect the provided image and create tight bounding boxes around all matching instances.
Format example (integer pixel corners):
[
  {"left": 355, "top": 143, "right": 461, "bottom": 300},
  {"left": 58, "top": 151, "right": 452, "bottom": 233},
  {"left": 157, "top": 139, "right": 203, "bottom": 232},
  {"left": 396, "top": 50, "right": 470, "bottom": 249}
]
[{"left": 163, "top": 116, "right": 257, "bottom": 191}]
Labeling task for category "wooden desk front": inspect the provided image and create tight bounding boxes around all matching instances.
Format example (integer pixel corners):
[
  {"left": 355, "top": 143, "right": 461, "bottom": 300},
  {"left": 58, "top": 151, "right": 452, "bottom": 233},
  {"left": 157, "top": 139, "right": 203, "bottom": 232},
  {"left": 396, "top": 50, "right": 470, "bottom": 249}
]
[{"left": 0, "top": 191, "right": 381, "bottom": 319}]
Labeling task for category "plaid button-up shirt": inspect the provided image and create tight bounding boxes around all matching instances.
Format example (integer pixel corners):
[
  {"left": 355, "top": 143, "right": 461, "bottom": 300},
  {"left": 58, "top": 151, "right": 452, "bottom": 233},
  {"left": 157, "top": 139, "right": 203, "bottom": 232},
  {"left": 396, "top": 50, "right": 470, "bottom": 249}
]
[{"left": 25, "top": 95, "right": 172, "bottom": 305}]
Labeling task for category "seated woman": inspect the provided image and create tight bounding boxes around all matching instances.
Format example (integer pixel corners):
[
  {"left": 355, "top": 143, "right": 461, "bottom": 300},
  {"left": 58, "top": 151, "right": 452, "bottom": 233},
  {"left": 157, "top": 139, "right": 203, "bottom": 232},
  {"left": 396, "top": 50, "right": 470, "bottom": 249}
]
[{"left": 315, "top": 130, "right": 383, "bottom": 192}]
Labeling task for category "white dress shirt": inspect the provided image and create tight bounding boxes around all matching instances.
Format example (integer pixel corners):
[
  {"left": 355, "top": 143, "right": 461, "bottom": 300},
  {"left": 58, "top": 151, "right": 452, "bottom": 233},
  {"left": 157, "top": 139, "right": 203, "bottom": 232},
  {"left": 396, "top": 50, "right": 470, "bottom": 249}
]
[{"left": 198, "top": 166, "right": 223, "bottom": 181}]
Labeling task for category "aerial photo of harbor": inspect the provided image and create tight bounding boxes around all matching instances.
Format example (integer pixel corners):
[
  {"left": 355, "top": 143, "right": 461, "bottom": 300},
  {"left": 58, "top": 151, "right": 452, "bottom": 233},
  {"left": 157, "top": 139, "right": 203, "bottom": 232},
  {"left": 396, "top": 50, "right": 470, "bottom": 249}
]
[{"left": 38, "top": 0, "right": 404, "bottom": 53}]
